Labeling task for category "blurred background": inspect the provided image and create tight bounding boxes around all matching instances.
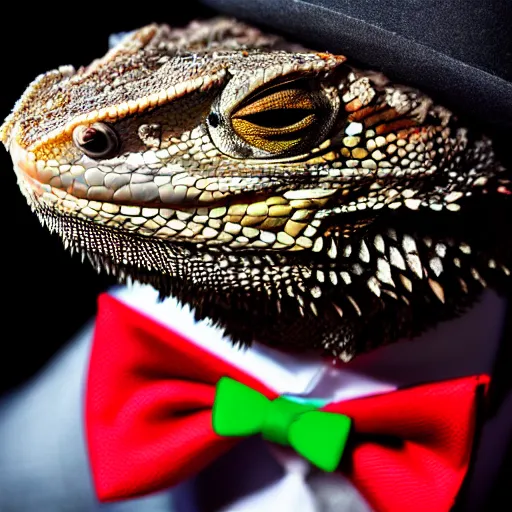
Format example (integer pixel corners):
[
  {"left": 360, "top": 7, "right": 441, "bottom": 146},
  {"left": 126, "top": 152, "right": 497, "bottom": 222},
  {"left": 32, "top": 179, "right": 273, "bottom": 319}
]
[{"left": 0, "top": 3, "right": 217, "bottom": 393}]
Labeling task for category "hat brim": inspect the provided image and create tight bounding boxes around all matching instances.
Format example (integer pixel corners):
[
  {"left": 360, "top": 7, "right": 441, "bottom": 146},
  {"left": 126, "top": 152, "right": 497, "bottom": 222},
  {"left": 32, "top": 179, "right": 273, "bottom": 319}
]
[{"left": 202, "top": 0, "right": 512, "bottom": 133}]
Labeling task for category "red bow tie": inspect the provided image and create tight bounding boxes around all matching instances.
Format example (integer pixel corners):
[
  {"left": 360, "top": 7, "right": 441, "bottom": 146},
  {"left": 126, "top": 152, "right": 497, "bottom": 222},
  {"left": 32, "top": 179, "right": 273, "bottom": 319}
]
[{"left": 86, "top": 293, "right": 488, "bottom": 512}]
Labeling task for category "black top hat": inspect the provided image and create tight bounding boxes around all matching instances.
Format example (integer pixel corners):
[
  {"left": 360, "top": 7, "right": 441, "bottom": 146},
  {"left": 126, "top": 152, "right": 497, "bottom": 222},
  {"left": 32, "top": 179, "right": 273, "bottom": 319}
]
[{"left": 202, "top": 0, "right": 512, "bottom": 136}]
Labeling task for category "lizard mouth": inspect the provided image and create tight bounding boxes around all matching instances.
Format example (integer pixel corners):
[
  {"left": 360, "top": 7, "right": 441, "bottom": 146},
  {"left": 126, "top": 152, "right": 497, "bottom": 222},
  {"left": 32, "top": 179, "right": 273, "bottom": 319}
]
[
  {"left": 17, "top": 175, "right": 339, "bottom": 250},
  {"left": 12, "top": 142, "right": 341, "bottom": 251},
  {"left": 11, "top": 136, "right": 496, "bottom": 257}
]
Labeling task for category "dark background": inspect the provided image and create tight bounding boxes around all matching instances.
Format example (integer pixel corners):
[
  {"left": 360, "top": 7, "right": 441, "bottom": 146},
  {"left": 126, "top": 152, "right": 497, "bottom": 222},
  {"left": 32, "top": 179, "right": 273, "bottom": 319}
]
[
  {"left": 0, "top": 3, "right": 217, "bottom": 393},
  {"left": 1, "top": 3, "right": 509, "bottom": 507}
]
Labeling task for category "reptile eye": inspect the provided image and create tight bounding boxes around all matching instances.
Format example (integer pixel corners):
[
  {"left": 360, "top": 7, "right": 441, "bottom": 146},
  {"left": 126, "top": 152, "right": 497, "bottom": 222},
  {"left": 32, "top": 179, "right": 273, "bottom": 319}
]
[
  {"left": 208, "top": 77, "right": 339, "bottom": 159},
  {"left": 72, "top": 122, "right": 119, "bottom": 159},
  {"left": 231, "top": 88, "right": 319, "bottom": 153}
]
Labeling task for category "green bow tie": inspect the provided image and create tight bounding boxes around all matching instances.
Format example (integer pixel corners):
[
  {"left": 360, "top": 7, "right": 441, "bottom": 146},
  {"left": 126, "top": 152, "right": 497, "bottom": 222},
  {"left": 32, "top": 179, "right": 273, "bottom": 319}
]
[{"left": 212, "top": 377, "right": 352, "bottom": 472}]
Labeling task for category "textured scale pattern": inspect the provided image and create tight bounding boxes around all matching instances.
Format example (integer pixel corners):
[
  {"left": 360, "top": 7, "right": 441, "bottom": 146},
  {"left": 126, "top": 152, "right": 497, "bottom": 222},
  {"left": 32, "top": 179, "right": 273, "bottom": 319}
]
[{"left": 2, "top": 18, "right": 511, "bottom": 360}]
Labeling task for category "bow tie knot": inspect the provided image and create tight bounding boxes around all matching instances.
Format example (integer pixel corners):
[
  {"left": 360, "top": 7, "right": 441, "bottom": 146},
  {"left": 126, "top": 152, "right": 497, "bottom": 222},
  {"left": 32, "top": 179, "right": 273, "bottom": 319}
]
[{"left": 212, "top": 377, "right": 352, "bottom": 471}]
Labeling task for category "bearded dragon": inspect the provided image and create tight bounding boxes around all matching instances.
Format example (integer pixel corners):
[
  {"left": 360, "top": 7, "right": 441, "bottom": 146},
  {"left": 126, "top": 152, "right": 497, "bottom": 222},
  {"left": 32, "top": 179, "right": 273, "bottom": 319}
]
[{"left": 1, "top": 18, "right": 511, "bottom": 361}]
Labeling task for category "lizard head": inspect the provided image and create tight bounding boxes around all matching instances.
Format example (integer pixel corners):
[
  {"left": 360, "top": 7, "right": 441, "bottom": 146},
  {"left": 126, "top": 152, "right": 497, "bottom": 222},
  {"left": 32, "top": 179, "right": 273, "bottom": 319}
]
[{"left": 2, "top": 19, "right": 511, "bottom": 360}]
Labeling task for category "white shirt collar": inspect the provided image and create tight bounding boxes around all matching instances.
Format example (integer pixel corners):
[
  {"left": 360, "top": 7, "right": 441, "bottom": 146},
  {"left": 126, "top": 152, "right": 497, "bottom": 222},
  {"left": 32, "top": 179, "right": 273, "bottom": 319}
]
[
  {"left": 112, "top": 284, "right": 507, "bottom": 512},
  {"left": 113, "top": 284, "right": 506, "bottom": 402}
]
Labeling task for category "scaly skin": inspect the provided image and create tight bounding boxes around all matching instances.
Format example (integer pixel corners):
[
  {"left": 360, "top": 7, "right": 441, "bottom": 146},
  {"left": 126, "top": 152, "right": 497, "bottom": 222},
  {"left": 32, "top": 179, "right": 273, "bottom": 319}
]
[{"left": 2, "top": 18, "right": 511, "bottom": 360}]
